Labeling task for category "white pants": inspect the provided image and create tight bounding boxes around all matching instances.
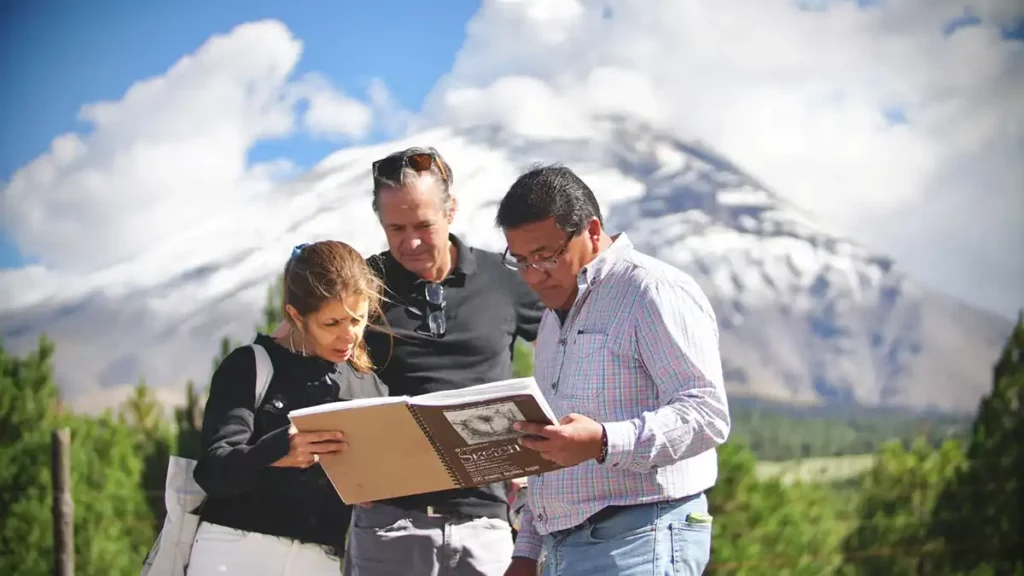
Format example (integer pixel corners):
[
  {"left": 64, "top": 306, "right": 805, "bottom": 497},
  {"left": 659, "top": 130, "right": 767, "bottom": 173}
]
[
  {"left": 187, "top": 521, "right": 341, "bottom": 576},
  {"left": 344, "top": 504, "right": 514, "bottom": 576}
]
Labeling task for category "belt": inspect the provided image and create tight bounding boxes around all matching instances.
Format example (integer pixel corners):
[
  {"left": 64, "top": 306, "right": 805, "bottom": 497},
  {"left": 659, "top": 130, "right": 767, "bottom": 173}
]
[
  {"left": 581, "top": 492, "right": 704, "bottom": 528},
  {"left": 584, "top": 505, "right": 627, "bottom": 526}
]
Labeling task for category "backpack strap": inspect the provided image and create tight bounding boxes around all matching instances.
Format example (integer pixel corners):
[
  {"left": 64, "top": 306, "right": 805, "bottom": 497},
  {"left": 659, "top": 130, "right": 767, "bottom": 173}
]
[{"left": 251, "top": 343, "right": 274, "bottom": 409}]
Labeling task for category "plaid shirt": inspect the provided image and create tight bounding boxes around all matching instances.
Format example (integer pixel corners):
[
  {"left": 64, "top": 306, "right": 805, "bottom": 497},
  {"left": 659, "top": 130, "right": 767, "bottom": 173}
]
[{"left": 512, "top": 233, "right": 731, "bottom": 561}]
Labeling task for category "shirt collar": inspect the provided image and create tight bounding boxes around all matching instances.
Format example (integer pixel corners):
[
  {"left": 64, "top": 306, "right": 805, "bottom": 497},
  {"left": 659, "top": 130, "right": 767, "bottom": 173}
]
[
  {"left": 375, "top": 233, "right": 477, "bottom": 292},
  {"left": 577, "top": 232, "right": 632, "bottom": 291},
  {"left": 448, "top": 233, "right": 478, "bottom": 276}
]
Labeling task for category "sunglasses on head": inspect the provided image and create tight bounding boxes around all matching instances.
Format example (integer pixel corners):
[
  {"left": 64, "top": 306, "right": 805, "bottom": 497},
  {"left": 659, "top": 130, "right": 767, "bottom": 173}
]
[{"left": 371, "top": 148, "right": 450, "bottom": 189}]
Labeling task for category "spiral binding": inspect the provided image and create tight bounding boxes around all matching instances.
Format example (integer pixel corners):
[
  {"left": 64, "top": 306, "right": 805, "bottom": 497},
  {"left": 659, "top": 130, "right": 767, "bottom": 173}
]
[{"left": 407, "top": 405, "right": 463, "bottom": 487}]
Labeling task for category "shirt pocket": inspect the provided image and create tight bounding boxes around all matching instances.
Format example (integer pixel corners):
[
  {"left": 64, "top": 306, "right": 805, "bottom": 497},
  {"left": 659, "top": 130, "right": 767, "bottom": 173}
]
[
  {"left": 570, "top": 332, "right": 608, "bottom": 358},
  {"left": 556, "top": 331, "right": 641, "bottom": 421},
  {"left": 555, "top": 332, "right": 609, "bottom": 407}
]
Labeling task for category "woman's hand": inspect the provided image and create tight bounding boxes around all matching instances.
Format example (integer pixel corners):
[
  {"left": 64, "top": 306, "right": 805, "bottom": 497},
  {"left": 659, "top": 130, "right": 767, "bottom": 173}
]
[{"left": 271, "top": 425, "right": 346, "bottom": 468}]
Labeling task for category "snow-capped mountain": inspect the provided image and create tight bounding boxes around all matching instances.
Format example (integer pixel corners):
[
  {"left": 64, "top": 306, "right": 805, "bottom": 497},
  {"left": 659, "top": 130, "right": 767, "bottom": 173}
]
[{"left": 0, "top": 116, "right": 1011, "bottom": 414}]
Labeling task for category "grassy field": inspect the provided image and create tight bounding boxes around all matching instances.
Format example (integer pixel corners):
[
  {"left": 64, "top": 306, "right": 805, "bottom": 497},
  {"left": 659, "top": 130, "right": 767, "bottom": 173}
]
[{"left": 755, "top": 454, "right": 876, "bottom": 485}]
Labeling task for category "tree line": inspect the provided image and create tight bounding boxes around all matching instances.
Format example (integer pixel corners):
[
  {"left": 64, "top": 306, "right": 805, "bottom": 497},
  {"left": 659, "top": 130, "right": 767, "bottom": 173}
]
[{"left": 1, "top": 276, "right": 1020, "bottom": 575}]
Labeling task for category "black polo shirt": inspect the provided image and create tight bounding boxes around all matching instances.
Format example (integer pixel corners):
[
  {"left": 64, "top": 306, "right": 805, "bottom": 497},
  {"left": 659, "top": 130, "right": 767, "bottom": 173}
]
[{"left": 364, "top": 234, "right": 544, "bottom": 520}]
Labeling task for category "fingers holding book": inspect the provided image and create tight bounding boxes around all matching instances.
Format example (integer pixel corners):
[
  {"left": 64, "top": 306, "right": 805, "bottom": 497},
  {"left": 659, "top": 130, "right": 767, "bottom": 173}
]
[
  {"left": 513, "top": 413, "right": 604, "bottom": 467},
  {"left": 271, "top": 426, "right": 346, "bottom": 469}
]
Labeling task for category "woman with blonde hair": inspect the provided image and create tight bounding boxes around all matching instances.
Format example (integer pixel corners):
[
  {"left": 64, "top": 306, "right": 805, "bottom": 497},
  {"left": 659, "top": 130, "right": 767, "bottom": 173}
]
[{"left": 187, "top": 240, "right": 388, "bottom": 575}]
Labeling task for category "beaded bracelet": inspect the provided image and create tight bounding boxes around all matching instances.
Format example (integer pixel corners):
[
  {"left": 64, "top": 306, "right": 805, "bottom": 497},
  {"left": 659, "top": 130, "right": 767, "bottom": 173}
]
[{"left": 596, "top": 425, "right": 609, "bottom": 464}]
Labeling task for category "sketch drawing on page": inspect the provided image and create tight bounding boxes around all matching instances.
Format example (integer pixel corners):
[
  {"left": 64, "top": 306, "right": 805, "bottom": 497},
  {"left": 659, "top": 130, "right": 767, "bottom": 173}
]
[{"left": 443, "top": 402, "right": 525, "bottom": 445}]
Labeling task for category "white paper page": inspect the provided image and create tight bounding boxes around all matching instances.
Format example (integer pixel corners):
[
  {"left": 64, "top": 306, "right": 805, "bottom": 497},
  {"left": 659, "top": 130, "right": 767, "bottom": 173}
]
[
  {"left": 411, "top": 377, "right": 536, "bottom": 405},
  {"left": 411, "top": 377, "right": 558, "bottom": 422},
  {"left": 288, "top": 395, "right": 409, "bottom": 418}
]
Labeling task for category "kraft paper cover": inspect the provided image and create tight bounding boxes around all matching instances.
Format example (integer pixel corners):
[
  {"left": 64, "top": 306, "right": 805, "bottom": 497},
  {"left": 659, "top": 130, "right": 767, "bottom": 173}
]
[{"left": 288, "top": 402, "right": 457, "bottom": 504}]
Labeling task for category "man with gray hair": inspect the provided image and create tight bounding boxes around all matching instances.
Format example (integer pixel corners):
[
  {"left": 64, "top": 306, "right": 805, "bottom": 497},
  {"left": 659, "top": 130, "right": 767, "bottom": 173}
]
[{"left": 342, "top": 147, "right": 545, "bottom": 575}]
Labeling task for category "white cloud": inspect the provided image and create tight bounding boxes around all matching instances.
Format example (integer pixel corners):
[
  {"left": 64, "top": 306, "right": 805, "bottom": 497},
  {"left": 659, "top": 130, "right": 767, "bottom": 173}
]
[
  {"left": 365, "top": 77, "right": 417, "bottom": 137},
  {"left": 421, "top": 0, "right": 1024, "bottom": 317},
  {"left": 0, "top": 19, "right": 374, "bottom": 275},
  {"left": 300, "top": 73, "right": 373, "bottom": 139}
]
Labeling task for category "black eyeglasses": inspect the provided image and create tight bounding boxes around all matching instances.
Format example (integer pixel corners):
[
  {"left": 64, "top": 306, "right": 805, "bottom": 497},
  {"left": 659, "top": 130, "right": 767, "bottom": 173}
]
[
  {"left": 372, "top": 147, "right": 450, "bottom": 190},
  {"left": 424, "top": 282, "right": 446, "bottom": 338},
  {"left": 501, "top": 235, "right": 573, "bottom": 273}
]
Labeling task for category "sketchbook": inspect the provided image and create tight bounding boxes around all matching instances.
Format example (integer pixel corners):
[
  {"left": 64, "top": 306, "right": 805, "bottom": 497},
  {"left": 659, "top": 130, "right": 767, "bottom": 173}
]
[{"left": 287, "top": 377, "right": 564, "bottom": 504}]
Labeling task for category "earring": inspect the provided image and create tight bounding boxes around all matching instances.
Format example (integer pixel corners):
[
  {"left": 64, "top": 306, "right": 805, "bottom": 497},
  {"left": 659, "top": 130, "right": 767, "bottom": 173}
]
[{"left": 288, "top": 330, "right": 307, "bottom": 356}]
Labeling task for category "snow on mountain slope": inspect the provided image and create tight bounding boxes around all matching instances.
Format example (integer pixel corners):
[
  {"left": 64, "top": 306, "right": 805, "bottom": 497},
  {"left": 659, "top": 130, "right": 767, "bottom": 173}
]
[{"left": 0, "top": 116, "right": 1011, "bottom": 414}]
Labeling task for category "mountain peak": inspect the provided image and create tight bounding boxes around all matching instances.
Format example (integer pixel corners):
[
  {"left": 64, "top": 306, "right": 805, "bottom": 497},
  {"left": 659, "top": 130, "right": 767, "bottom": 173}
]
[{"left": 0, "top": 116, "right": 1010, "bottom": 414}]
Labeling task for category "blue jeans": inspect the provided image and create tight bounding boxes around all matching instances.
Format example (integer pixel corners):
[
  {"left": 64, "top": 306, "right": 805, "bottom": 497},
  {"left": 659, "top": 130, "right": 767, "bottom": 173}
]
[{"left": 540, "top": 494, "right": 712, "bottom": 576}]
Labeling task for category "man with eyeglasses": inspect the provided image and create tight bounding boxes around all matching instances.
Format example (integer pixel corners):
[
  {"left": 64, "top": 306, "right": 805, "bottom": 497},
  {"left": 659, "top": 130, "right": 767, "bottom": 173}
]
[
  {"left": 494, "top": 165, "right": 731, "bottom": 576},
  {"left": 342, "top": 147, "right": 545, "bottom": 576}
]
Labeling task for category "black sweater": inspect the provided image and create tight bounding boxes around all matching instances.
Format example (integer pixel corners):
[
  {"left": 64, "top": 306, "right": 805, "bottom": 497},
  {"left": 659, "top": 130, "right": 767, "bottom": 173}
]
[{"left": 192, "top": 334, "right": 388, "bottom": 551}]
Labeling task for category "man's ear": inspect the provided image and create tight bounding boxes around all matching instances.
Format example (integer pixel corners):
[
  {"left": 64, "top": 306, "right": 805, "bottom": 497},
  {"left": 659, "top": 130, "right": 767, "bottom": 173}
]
[
  {"left": 587, "top": 217, "right": 602, "bottom": 249},
  {"left": 445, "top": 196, "right": 458, "bottom": 224}
]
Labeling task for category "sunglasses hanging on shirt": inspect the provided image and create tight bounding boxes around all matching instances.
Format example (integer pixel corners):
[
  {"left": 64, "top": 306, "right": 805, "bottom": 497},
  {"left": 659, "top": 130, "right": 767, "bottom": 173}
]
[{"left": 424, "top": 282, "right": 446, "bottom": 338}]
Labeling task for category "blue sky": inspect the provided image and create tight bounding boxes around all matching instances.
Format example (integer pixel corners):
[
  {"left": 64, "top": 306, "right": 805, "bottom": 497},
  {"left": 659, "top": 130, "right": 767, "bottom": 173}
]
[{"left": 0, "top": 0, "right": 479, "bottom": 267}]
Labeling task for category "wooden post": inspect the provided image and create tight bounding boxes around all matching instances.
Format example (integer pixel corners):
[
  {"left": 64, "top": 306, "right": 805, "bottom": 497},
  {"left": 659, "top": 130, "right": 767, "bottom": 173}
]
[{"left": 51, "top": 427, "right": 73, "bottom": 576}]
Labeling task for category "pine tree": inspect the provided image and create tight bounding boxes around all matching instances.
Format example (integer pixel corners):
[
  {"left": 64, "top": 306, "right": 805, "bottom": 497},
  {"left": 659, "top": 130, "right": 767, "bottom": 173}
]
[
  {"left": 174, "top": 379, "right": 205, "bottom": 458},
  {"left": 0, "top": 336, "right": 157, "bottom": 575},
  {"left": 707, "top": 442, "right": 847, "bottom": 575},
  {"left": 118, "top": 378, "right": 175, "bottom": 534},
  {"left": 840, "top": 437, "right": 965, "bottom": 575},
  {"left": 927, "top": 312, "right": 1023, "bottom": 574},
  {"left": 118, "top": 377, "right": 164, "bottom": 435},
  {"left": 68, "top": 412, "right": 160, "bottom": 574},
  {"left": 259, "top": 274, "right": 285, "bottom": 334},
  {"left": 0, "top": 335, "right": 60, "bottom": 574}
]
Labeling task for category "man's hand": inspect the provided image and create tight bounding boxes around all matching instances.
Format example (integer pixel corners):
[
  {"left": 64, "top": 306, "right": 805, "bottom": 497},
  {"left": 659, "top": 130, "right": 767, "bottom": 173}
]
[
  {"left": 504, "top": 557, "right": 538, "bottom": 576},
  {"left": 271, "top": 425, "right": 347, "bottom": 468},
  {"left": 513, "top": 413, "right": 604, "bottom": 467}
]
